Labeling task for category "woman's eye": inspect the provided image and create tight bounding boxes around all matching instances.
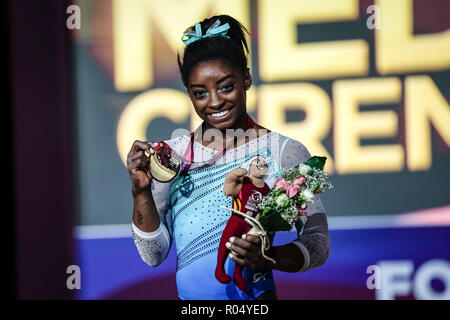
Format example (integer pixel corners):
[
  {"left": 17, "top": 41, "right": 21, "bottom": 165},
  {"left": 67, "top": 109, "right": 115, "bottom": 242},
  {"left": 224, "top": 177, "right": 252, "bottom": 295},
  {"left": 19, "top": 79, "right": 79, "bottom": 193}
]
[
  {"left": 193, "top": 90, "right": 208, "bottom": 98},
  {"left": 218, "top": 83, "right": 234, "bottom": 94}
]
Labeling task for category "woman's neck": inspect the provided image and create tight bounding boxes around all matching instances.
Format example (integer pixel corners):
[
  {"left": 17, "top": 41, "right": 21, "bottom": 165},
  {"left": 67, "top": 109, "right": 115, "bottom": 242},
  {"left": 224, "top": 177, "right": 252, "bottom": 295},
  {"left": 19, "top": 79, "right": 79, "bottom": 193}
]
[
  {"left": 200, "top": 114, "right": 251, "bottom": 148},
  {"left": 202, "top": 114, "right": 249, "bottom": 133}
]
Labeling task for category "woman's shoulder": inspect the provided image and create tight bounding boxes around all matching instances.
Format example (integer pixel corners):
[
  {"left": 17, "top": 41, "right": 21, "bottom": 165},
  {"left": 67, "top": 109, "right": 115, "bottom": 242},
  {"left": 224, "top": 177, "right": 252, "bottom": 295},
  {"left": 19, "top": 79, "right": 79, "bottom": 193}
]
[
  {"left": 264, "top": 131, "right": 310, "bottom": 153},
  {"left": 254, "top": 124, "right": 308, "bottom": 152},
  {"left": 265, "top": 131, "right": 312, "bottom": 169}
]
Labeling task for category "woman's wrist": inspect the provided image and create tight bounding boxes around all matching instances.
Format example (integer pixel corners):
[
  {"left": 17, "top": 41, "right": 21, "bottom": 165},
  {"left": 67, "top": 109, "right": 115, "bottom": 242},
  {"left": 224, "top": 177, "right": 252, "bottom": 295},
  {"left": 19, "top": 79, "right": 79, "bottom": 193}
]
[
  {"left": 265, "top": 243, "right": 305, "bottom": 272},
  {"left": 262, "top": 245, "right": 277, "bottom": 269},
  {"left": 132, "top": 184, "right": 152, "bottom": 199}
]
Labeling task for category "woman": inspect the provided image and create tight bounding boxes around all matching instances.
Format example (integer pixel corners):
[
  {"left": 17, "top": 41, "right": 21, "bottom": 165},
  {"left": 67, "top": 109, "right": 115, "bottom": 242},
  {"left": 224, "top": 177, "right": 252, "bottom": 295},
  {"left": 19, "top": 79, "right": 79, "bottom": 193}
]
[{"left": 127, "top": 15, "right": 330, "bottom": 300}]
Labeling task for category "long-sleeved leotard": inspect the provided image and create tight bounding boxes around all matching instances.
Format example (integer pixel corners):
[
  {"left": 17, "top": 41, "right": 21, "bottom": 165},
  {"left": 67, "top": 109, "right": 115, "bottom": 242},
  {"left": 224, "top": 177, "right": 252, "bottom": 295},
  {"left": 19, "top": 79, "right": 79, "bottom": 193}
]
[{"left": 131, "top": 132, "right": 329, "bottom": 299}]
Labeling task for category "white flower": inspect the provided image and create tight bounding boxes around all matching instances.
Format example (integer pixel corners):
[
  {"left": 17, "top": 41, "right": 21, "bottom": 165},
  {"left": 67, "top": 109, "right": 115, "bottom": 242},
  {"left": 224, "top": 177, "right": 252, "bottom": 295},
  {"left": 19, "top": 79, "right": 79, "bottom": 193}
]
[
  {"left": 276, "top": 193, "right": 288, "bottom": 206},
  {"left": 301, "top": 189, "right": 315, "bottom": 202},
  {"left": 298, "top": 163, "right": 311, "bottom": 176}
]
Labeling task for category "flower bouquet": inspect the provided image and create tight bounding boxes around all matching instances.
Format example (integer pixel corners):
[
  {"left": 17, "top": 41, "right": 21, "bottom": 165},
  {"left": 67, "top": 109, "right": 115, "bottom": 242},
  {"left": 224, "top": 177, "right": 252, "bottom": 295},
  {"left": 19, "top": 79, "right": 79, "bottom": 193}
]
[{"left": 221, "top": 156, "right": 333, "bottom": 263}]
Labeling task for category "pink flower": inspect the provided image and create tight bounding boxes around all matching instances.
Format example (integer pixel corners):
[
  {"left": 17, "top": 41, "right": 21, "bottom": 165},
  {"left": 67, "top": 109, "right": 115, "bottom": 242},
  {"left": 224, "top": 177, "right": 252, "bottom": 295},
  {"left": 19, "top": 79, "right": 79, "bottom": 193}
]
[
  {"left": 298, "top": 206, "right": 308, "bottom": 216},
  {"left": 275, "top": 178, "right": 290, "bottom": 191},
  {"left": 286, "top": 183, "right": 300, "bottom": 198},
  {"left": 293, "top": 176, "right": 306, "bottom": 186}
]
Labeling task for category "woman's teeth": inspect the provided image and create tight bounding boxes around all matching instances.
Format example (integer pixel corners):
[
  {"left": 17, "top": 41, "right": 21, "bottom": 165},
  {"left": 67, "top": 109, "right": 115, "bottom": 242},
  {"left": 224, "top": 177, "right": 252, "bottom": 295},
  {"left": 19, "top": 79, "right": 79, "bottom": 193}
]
[{"left": 210, "top": 109, "right": 229, "bottom": 118}]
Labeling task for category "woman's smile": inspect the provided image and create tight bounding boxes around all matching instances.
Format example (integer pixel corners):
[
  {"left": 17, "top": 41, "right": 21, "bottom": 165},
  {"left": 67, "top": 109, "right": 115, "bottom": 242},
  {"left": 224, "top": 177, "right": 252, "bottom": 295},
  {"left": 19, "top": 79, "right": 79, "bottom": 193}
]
[
  {"left": 207, "top": 106, "right": 234, "bottom": 123},
  {"left": 209, "top": 108, "right": 230, "bottom": 118}
]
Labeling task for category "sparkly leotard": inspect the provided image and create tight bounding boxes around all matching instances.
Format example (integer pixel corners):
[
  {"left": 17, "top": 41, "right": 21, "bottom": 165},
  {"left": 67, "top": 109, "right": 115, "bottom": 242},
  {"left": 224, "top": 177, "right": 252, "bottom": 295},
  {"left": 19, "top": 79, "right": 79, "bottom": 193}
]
[{"left": 131, "top": 132, "right": 329, "bottom": 300}]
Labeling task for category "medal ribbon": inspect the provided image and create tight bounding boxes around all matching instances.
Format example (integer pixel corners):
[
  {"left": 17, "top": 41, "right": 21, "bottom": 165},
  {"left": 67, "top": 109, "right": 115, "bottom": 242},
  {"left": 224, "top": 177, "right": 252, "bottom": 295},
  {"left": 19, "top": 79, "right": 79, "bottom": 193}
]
[{"left": 180, "top": 115, "right": 255, "bottom": 175}]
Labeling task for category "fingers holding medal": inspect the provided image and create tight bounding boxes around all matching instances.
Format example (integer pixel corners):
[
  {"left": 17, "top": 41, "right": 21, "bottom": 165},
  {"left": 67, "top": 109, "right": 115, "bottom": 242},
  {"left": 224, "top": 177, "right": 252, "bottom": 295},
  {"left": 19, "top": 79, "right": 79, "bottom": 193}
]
[{"left": 127, "top": 140, "right": 158, "bottom": 191}]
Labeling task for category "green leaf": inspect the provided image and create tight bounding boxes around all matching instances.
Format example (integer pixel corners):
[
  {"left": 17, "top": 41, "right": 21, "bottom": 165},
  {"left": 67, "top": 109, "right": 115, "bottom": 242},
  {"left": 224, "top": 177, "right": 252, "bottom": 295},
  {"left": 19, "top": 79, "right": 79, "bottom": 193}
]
[
  {"left": 304, "top": 156, "right": 327, "bottom": 170},
  {"left": 257, "top": 209, "right": 292, "bottom": 232},
  {"left": 281, "top": 200, "right": 290, "bottom": 208},
  {"left": 313, "top": 183, "right": 320, "bottom": 192}
]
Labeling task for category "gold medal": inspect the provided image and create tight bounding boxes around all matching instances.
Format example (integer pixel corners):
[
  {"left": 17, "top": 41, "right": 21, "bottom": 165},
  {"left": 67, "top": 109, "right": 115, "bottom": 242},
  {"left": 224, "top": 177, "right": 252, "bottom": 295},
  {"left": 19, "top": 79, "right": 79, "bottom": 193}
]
[{"left": 148, "top": 143, "right": 181, "bottom": 183}]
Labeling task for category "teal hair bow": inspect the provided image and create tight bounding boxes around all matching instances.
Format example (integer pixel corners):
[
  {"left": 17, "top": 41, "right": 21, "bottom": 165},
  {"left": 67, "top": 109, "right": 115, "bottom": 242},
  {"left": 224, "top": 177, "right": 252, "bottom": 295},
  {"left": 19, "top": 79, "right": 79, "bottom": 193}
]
[{"left": 181, "top": 19, "right": 230, "bottom": 45}]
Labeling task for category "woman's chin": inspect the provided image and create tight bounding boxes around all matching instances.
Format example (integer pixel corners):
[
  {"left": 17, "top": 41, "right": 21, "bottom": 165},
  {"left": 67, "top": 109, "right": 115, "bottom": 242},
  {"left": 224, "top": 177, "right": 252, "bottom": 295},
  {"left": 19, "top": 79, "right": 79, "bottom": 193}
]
[
  {"left": 210, "top": 121, "right": 234, "bottom": 131},
  {"left": 203, "top": 107, "right": 250, "bottom": 131},
  {"left": 205, "top": 116, "right": 237, "bottom": 131}
]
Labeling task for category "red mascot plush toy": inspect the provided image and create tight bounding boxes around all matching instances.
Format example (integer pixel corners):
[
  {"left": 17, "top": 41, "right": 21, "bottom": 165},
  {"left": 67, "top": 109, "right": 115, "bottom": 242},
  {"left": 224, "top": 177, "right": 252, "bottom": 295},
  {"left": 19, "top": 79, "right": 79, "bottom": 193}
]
[{"left": 215, "top": 156, "right": 271, "bottom": 290}]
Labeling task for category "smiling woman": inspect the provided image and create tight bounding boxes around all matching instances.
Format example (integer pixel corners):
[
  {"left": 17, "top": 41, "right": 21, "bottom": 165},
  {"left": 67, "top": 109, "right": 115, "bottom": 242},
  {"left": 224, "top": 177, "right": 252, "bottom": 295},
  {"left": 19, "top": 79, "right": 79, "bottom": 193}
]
[
  {"left": 187, "top": 60, "right": 251, "bottom": 132},
  {"left": 127, "top": 14, "right": 330, "bottom": 300},
  {"left": 178, "top": 16, "right": 252, "bottom": 134}
]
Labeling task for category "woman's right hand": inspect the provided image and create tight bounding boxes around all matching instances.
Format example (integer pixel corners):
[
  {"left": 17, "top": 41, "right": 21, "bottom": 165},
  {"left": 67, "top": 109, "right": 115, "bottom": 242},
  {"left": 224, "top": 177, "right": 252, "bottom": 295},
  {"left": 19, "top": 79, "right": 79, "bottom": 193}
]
[{"left": 127, "top": 140, "right": 158, "bottom": 194}]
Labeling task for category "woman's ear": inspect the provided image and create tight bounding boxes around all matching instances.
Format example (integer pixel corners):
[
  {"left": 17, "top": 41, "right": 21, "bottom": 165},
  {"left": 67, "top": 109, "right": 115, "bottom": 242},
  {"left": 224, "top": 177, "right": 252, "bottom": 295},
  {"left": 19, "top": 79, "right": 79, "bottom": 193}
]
[{"left": 244, "top": 67, "right": 252, "bottom": 90}]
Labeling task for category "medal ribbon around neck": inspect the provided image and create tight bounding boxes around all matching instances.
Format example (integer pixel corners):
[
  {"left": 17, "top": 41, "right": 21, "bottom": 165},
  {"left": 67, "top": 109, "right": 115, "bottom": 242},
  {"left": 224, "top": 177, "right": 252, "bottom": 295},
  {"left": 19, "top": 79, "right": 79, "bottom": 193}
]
[
  {"left": 180, "top": 115, "right": 255, "bottom": 175},
  {"left": 149, "top": 115, "right": 255, "bottom": 184}
]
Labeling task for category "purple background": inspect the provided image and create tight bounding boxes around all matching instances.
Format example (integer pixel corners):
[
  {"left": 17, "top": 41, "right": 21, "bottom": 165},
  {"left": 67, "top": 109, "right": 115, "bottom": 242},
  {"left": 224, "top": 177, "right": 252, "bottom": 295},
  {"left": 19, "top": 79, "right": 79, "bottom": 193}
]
[{"left": 76, "top": 225, "right": 450, "bottom": 300}]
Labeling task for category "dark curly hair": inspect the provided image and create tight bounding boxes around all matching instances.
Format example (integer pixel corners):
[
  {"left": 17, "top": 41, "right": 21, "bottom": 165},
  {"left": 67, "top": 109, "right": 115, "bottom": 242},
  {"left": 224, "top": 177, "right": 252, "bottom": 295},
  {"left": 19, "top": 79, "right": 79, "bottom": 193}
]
[{"left": 177, "top": 15, "right": 250, "bottom": 86}]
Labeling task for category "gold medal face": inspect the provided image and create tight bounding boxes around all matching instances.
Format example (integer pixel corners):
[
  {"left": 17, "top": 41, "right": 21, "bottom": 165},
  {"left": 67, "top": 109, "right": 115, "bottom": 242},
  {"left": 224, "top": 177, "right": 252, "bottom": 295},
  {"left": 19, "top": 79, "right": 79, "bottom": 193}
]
[{"left": 149, "top": 144, "right": 181, "bottom": 183}]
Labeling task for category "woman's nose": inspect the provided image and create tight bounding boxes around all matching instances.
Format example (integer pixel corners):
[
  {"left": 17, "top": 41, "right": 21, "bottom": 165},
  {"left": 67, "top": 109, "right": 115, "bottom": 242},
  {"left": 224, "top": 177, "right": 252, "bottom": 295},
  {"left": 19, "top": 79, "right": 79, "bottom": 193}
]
[{"left": 208, "top": 90, "right": 223, "bottom": 109}]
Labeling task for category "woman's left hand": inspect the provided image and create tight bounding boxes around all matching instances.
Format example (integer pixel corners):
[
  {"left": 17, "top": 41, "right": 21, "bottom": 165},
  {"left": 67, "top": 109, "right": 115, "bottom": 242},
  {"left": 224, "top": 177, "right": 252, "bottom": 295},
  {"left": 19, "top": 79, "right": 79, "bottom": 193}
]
[{"left": 227, "top": 234, "right": 275, "bottom": 269}]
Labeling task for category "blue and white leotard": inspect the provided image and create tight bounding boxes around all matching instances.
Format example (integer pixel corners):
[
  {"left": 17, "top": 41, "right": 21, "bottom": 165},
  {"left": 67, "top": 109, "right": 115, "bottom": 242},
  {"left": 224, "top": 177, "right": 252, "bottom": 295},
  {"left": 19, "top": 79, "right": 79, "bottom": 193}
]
[{"left": 132, "top": 131, "right": 329, "bottom": 300}]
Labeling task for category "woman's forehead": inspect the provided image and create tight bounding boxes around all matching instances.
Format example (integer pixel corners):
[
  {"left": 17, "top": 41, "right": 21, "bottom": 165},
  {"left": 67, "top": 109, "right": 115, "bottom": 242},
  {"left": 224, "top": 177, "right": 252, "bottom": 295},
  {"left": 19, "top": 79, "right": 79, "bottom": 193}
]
[{"left": 188, "top": 60, "right": 240, "bottom": 83}]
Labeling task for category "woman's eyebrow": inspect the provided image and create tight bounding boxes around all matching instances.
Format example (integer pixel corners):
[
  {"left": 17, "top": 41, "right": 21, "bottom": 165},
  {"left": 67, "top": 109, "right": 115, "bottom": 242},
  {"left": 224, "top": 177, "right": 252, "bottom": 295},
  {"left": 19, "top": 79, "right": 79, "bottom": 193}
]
[{"left": 189, "top": 74, "right": 235, "bottom": 88}]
